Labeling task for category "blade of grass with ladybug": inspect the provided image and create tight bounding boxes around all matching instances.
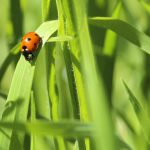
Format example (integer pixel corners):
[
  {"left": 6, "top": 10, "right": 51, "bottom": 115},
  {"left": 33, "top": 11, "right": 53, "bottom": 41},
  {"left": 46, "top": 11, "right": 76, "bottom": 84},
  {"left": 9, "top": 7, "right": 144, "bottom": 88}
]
[{"left": 0, "top": 20, "right": 58, "bottom": 150}]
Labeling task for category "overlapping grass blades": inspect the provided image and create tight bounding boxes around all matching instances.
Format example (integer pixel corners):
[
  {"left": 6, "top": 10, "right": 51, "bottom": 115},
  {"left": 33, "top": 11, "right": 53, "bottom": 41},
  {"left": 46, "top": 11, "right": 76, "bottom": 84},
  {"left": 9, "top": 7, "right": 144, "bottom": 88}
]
[
  {"left": 58, "top": 0, "right": 118, "bottom": 149},
  {"left": 0, "top": 20, "right": 58, "bottom": 150}
]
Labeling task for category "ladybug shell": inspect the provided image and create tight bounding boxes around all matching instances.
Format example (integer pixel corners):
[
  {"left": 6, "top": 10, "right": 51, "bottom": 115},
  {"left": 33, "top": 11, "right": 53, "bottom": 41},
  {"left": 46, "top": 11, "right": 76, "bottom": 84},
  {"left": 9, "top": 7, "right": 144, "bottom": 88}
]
[{"left": 21, "top": 32, "right": 41, "bottom": 52}]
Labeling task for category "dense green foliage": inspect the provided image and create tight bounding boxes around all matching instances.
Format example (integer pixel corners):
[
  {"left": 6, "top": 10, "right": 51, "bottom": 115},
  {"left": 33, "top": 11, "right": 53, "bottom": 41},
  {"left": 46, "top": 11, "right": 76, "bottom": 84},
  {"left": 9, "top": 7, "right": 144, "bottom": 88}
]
[{"left": 1, "top": 0, "right": 150, "bottom": 150}]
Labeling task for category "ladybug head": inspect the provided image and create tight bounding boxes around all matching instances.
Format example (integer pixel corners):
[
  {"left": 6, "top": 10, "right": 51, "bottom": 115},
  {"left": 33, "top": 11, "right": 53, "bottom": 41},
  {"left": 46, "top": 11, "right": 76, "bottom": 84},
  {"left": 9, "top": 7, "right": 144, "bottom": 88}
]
[{"left": 22, "top": 49, "right": 34, "bottom": 61}]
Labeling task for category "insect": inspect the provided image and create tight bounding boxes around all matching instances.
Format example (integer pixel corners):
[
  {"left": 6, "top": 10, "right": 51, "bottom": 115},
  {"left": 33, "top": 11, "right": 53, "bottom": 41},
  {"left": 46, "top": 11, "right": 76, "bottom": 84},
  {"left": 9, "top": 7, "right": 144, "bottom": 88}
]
[{"left": 21, "top": 32, "right": 41, "bottom": 61}]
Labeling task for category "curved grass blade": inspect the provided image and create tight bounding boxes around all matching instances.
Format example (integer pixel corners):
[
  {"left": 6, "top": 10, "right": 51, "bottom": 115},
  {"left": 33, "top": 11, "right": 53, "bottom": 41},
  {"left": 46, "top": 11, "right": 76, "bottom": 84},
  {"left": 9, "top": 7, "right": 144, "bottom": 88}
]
[
  {"left": 123, "top": 81, "right": 150, "bottom": 143},
  {"left": 0, "top": 20, "right": 58, "bottom": 150},
  {"left": 89, "top": 17, "right": 150, "bottom": 55},
  {"left": 36, "top": 20, "right": 58, "bottom": 44}
]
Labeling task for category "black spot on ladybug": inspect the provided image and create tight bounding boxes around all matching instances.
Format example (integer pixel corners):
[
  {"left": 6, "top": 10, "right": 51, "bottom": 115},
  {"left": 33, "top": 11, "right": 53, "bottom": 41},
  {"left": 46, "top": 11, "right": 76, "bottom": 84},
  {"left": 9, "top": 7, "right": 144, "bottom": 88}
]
[
  {"left": 34, "top": 43, "right": 36, "bottom": 46},
  {"left": 35, "top": 33, "right": 38, "bottom": 36},
  {"left": 27, "top": 38, "right": 31, "bottom": 41},
  {"left": 22, "top": 46, "right": 27, "bottom": 50}
]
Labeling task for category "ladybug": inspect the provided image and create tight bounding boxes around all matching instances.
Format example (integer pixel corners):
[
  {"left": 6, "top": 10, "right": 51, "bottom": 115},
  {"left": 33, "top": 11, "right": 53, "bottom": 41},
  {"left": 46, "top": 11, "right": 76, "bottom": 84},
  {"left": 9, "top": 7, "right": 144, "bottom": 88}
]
[{"left": 21, "top": 32, "right": 41, "bottom": 61}]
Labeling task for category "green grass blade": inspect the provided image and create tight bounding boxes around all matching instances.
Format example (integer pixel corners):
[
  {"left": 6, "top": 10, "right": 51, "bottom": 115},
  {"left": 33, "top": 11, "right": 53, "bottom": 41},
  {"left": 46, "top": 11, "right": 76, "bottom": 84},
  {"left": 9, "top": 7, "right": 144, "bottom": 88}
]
[
  {"left": 0, "top": 55, "right": 35, "bottom": 150},
  {"left": 30, "top": 91, "right": 36, "bottom": 150},
  {"left": 10, "top": 0, "right": 23, "bottom": 42},
  {"left": 123, "top": 81, "right": 150, "bottom": 143},
  {"left": 0, "top": 120, "right": 93, "bottom": 138},
  {"left": 36, "top": 20, "right": 58, "bottom": 44},
  {"left": 79, "top": 18, "right": 116, "bottom": 150},
  {"left": 42, "top": 0, "right": 51, "bottom": 21},
  {"left": 103, "top": 2, "right": 122, "bottom": 56},
  {"left": 89, "top": 17, "right": 150, "bottom": 55},
  {"left": 50, "top": 45, "right": 68, "bottom": 150},
  {"left": 56, "top": 0, "right": 80, "bottom": 119},
  {"left": 63, "top": 44, "right": 80, "bottom": 119},
  {"left": 61, "top": 0, "right": 88, "bottom": 122}
]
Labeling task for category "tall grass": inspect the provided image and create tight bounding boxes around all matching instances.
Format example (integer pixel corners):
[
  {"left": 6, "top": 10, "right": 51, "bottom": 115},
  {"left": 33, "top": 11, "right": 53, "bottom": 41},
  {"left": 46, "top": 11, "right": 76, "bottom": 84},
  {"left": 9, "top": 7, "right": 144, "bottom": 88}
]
[{"left": 1, "top": 0, "right": 150, "bottom": 150}]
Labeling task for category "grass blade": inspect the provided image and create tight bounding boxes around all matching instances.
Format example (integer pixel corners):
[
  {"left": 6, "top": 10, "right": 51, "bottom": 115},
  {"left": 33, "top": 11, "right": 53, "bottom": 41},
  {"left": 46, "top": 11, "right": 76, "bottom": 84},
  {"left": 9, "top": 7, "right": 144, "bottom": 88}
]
[
  {"left": 0, "top": 55, "right": 35, "bottom": 150},
  {"left": 123, "top": 81, "right": 150, "bottom": 143},
  {"left": 56, "top": 0, "right": 80, "bottom": 119},
  {"left": 36, "top": 20, "right": 58, "bottom": 45},
  {"left": 0, "top": 120, "right": 93, "bottom": 138},
  {"left": 89, "top": 17, "right": 150, "bottom": 55},
  {"left": 42, "top": 0, "right": 51, "bottom": 21},
  {"left": 103, "top": 2, "right": 122, "bottom": 56},
  {"left": 10, "top": 0, "right": 23, "bottom": 42}
]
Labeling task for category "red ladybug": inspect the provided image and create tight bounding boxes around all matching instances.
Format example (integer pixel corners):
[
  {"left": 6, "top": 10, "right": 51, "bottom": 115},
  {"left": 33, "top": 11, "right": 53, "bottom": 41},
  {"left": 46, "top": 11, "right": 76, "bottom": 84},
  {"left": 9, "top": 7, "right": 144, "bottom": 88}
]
[{"left": 21, "top": 32, "right": 41, "bottom": 61}]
